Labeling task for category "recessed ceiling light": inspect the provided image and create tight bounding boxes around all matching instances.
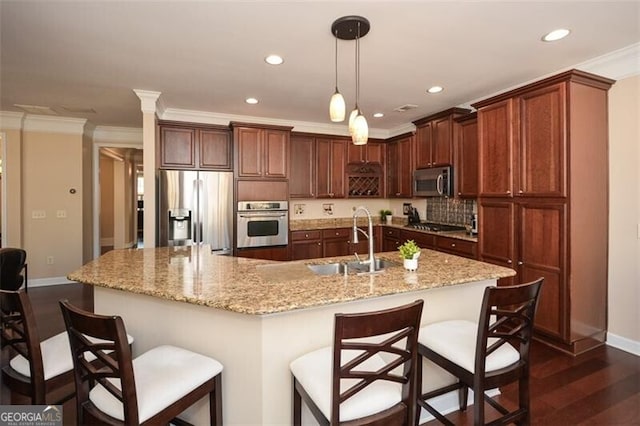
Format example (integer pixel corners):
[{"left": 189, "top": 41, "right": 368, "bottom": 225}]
[
  {"left": 542, "top": 29, "right": 570, "bottom": 42},
  {"left": 265, "top": 55, "right": 284, "bottom": 65},
  {"left": 373, "top": 112, "right": 384, "bottom": 118},
  {"left": 245, "top": 97, "right": 259, "bottom": 104},
  {"left": 427, "top": 86, "right": 444, "bottom": 94}
]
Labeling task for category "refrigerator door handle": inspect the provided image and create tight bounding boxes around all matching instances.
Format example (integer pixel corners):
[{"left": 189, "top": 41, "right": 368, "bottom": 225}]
[{"left": 192, "top": 178, "right": 199, "bottom": 244}]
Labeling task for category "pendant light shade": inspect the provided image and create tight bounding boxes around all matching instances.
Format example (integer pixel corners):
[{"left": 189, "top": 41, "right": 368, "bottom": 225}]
[
  {"left": 330, "top": 90, "right": 346, "bottom": 122},
  {"left": 352, "top": 113, "right": 368, "bottom": 145},
  {"left": 330, "top": 16, "right": 370, "bottom": 144}
]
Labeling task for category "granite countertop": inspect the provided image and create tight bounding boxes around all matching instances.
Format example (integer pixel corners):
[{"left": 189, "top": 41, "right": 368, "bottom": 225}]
[
  {"left": 68, "top": 246, "right": 513, "bottom": 315},
  {"left": 290, "top": 218, "right": 478, "bottom": 243}
]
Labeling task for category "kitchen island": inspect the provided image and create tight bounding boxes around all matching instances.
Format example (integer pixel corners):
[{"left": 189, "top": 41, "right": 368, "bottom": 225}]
[{"left": 68, "top": 246, "right": 515, "bottom": 425}]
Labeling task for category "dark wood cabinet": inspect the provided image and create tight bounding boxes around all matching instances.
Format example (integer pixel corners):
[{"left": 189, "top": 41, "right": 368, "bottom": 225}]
[
  {"left": 316, "top": 138, "right": 346, "bottom": 198},
  {"left": 236, "top": 246, "right": 289, "bottom": 261},
  {"left": 454, "top": 113, "right": 478, "bottom": 198},
  {"left": 436, "top": 236, "right": 477, "bottom": 259},
  {"left": 290, "top": 230, "right": 322, "bottom": 260},
  {"left": 381, "top": 227, "right": 401, "bottom": 252},
  {"left": 386, "top": 134, "right": 413, "bottom": 198},
  {"left": 347, "top": 140, "right": 384, "bottom": 165},
  {"left": 232, "top": 123, "right": 291, "bottom": 179},
  {"left": 322, "top": 228, "right": 351, "bottom": 257},
  {"left": 413, "top": 108, "right": 471, "bottom": 169},
  {"left": 158, "top": 122, "right": 231, "bottom": 170},
  {"left": 474, "top": 69, "right": 614, "bottom": 355},
  {"left": 289, "top": 135, "right": 316, "bottom": 198}
]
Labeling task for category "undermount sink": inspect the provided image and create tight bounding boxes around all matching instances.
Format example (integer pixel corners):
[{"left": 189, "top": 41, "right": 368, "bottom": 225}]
[{"left": 307, "top": 259, "right": 400, "bottom": 276}]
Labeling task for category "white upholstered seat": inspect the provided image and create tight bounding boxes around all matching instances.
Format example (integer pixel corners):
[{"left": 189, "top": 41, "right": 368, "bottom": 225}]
[
  {"left": 418, "top": 320, "right": 520, "bottom": 373},
  {"left": 89, "top": 345, "right": 223, "bottom": 423},
  {"left": 10, "top": 332, "right": 134, "bottom": 380},
  {"left": 290, "top": 346, "right": 403, "bottom": 422}
]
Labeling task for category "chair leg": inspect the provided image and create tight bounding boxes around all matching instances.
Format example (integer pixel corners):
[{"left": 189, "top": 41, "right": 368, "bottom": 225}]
[
  {"left": 473, "top": 385, "right": 484, "bottom": 426},
  {"left": 293, "top": 378, "right": 302, "bottom": 426},
  {"left": 415, "top": 355, "right": 423, "bottom": 426},
  {"left": 210, "top": 374, "right": 223, "bottom": 426},
  {"left": 519, "top": 375, "right": 530, "bottom": 426},
  {"left": 459, "top": 384, "right": 468, "bottom": 411}
]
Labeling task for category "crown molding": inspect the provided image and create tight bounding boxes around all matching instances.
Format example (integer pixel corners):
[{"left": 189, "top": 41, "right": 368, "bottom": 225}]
[
  {"left": 387, "top": 122, "right": 417, "bottom": 139},
  {"left": 0, "top": 111, "right": 26, "bottom": 130},
  {"left": 133, "top": 89, "right": 161, "bottom": 114},
  {"left": 93, "top": 126, "right": 143, "bottom": 145},
  {"left": 576, "top": 42, "right": 640, "bottom": 80},
  {"left": 160, "top": 107, "right": 389, "bottom": 139},
  {"left": 23, "top": 115, "right": 88, "bottom": 135}
]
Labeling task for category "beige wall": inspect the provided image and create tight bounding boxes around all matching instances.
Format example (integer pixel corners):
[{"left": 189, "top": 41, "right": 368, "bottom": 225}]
[
  {"left": 99, "top": 156, "right": 115, "bottom": 244},
  {"left": 22, "top": 130, "right": 86, "bottom": 278},
  {"left": 2, "top": 127, "right": 23, "bottom": 247},
  {"left": 607, "top": 74, "right": 640, "bottom": 345}
]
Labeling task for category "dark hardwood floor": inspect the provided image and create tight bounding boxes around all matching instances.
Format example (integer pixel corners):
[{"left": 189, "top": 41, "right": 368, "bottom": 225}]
[{"left": 2, "top": 284, "right": 639, "bottom": 425}]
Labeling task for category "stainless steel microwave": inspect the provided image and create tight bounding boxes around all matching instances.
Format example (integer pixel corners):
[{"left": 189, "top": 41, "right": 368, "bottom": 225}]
[{"left": 413, "top": 167, "right": 452, "bottom": 197}]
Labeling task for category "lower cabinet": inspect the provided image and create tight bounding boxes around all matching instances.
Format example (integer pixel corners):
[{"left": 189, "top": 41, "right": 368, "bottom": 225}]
[
  {"left": 236, "top": 246, "right": 289, "bottom": 261},
  {"left": 436, "top": 236, "right": 477, "bottom": 259},
  {"left": 381, "top": 227, "right": 401, "bottom": 252},
  {"left": 290, "top": 230, "right": 322, "bottom": 260},
  {"left": 322, "top": 228, "right": 351, "bottom": 257}
]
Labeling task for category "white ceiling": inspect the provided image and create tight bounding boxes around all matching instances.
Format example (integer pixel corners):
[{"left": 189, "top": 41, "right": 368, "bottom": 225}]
[{"left": 1, "top": 1, "right": 639, "bottom": 135}]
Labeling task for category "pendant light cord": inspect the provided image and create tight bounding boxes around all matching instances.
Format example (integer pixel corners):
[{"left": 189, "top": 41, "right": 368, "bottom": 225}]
[
  {"left": 355, "top": 22, "right": 360, "bottom": 112},
  {"left": 334, "top": 30, "right": 339, "bottom": 90}
]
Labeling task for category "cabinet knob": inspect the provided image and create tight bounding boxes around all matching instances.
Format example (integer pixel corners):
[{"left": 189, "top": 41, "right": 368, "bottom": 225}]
[
  {"left": 507, "top": 259, "right": 513, "bottom": 264},
  {"left": 305, "top": 234, "right": 309, "bottom": 238},
  {"left": 506, "top": 190, "right": 511, "bottom": 194},
  {"left": 458, "top": 192, "right": 462, "bottom": 196},
  {"left": 518, "top": 190, "right": 523, "bottom": 194},
  {"left": 317, "top": 242, "right": 321, "bottom": 245},
  {"left": 451, "top": 243, "right": 456, "bottom": 247},
  {"left": 396, "top": 192, "right": 400, "bottom": 196},
  {"left": 335, "top": 232, "right": 339, "bottom": 236},
  {"left": 517, "top": 261, "right": 523, "bottom": 265}
]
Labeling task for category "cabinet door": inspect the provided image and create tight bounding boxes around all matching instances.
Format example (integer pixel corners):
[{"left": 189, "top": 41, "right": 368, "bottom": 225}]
[
  {"left": 264, "top": 129, "right": 288, "bottom": 178},
  {"left": 322, "top": 228, "right": 350, "bottom": 257},
  {"left": 518, "top": 83, "right": 566, "bottom": 197},
  {"left": 347, "top": 143, "right": 365, "bottom": 164},
  {"left": 415, "top": 124, "right": 432, "bottom": 169},
  {"left": 236, "top": 127, "right": 262, "bottom": 177},
  {"left": 316, "top": 139, "right": 345, "bottom": 198},
  {"left": 478, "top": 99, "right": 514, "bottom": 197},
  {"left": 386, "top": 141, "right": 399, "bottom": 197},
  {"left": 432, "top": 117, "right": 453, "bottom": 166},
  {"left": 365, "top": 142, "right": 384, "bottom": 165},
  {"left": 518, "top": 202, "right": 566, "bottom": 340},
  {"left": 381, "top": 227, "right": 401, "bottom": 252},
  {"left": 397, "top": 136, "right": 413, "bottom": 197},
  {"left": 456, "top": 117, "right": 478, "bottom": 197},
  {"left": 199, "top": 129, "right": 232, "bottom": 170},
  {"left": 291, "top": 230, "right": 323, "bottom": 260},
  {"left": 159, "top": 126, "right": 196, "bottom": 169},
  {"left": 436, "top": 236, "right": 477, "bottom": 259},
  {"left": 290, "top": 136, "right": 315, "bottom": 198},
  {"left": 478, "top": 199, "right": 516, "bottom": 285},
  {"left": 400, "top": 229, "right": 436, "bottom": 250}
]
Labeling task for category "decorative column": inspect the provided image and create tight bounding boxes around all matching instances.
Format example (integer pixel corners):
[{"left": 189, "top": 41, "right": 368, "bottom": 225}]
[{"left": 133, "top": 90, "right": 161, "bottom": 249}]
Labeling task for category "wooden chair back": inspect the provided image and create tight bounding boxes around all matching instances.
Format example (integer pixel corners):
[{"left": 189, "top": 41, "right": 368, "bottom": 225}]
[
  {"left": 0, "top": 248, "right": 27, "bottom": 291},
  {"left": 0, "top": 288, "right": 45, "bottom": 403},
  {"left": 475, "top": 278, "right": 544, "bottom": 379},
  {"left": 59, "top": 299, "right": 138, "bottom": 424},
  {"left": 331, "top": 299, "right": 424, "bottom": 425}
]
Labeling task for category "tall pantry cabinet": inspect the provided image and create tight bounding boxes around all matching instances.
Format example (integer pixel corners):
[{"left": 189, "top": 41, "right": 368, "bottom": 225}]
[{"left": 473, "top": 70, "right": 614, "bottom": 355}]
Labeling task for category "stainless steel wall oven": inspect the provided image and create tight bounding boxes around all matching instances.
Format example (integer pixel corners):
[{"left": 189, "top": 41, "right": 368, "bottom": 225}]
[{"left": 236, "top": 201, "right": 289, "bottom": 248}]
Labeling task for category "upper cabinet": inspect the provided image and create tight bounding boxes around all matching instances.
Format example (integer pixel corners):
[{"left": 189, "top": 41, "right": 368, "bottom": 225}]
[
  {"left": 158, "top": 122, "right": 232, "bottom": 170},
  {"left": 290, "top": 134, "right": 316, "bottom": 198},
  {"left": 316, "top": 138, "right": 346, "bottom": 198},
  {"left": 454, "top": 112, "right": 478, "bottom": 198},
  {"left": 232, "top": 123, "right": 292, "bottom": 179},
  {"left": 347, "top": 140, "right": 384, "bottom": 165},
  {"left": 413, "top": 108, "right": 471, "bottom": 169},
  {"left": 386, "top": 134, "right": 413, "bottom": 198},
  {"left": 475, "top": 82, "right": 568, "bottom": 198}
]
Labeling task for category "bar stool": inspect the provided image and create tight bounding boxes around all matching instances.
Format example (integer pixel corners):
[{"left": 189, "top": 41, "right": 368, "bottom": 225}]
[
  {"left": 415, "top": 278, "right": 543, "bottom": 425},
  {"left": 59, "top": 300, "right": 223, "bottom": 425},
  {"left": 290, "top": 300, "right": 423, "bottom": 425},
  {"left": 1, "top": 289, "right": 133, "bottom": 405}
]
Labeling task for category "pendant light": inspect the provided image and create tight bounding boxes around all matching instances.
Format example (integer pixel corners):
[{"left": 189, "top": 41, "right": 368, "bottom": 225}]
[
  {"left": 329, "top": 30, "right": 346, "bottom": 122},
  {"left": 330, "top": 16, "right": 370, "bottom": 145}
]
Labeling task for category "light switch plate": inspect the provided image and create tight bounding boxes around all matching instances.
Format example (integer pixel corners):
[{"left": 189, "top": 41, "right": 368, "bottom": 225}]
[{"left": 32, "top": 210, "right": 46, "bottom": 219}]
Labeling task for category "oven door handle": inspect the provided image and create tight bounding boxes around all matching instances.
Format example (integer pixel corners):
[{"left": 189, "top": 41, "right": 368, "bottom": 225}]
[{"left": 238, "top": 212, "right": 287, "bottom": 218}]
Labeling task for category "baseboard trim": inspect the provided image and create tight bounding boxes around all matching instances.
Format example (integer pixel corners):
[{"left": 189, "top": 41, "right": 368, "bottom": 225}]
[
  {"left": 606, "top": 333, "right": 640, "bottom": 356},
  {"left": 27, "top": 276, "right": 75, "bottom": 288}
]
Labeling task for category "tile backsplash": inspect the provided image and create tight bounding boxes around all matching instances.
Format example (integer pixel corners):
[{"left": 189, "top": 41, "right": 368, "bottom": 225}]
[{"left": 426, "top": 198, "right": 476, "bottom": 226}]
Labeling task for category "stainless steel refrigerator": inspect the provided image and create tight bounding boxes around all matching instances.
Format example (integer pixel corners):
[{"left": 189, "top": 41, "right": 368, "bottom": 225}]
[{"left": 157, "top": 170, "right": 233, "bottom": 254}]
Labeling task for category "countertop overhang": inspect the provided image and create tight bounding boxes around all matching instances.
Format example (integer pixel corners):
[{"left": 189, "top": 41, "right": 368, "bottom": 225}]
[{"left": 68, "top": 247, "right": 513, "bottom": 315}]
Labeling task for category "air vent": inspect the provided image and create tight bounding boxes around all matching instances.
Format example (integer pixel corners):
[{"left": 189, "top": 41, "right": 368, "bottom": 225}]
[
  {"left": 13, "top": 104, "right": 58, "bottom": 115},
  {"left": 60, "top": 105, "right": 96, "bottom": 114},
  {"left": 393, "top": 104, "right": 418, "bottom": 112}
]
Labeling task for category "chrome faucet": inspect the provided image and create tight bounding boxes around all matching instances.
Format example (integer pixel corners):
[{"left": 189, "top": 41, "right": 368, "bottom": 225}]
[{"left": 352, "top": 206, "right": 376, "bottom": 274}]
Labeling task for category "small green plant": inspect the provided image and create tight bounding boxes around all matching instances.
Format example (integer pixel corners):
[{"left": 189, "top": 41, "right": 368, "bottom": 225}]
[
  {"left": 398, "top": 240, "right": 421, "bottom": 260},
  {"left": 380, "top": 209, "right": 392, "bottom": 221}
]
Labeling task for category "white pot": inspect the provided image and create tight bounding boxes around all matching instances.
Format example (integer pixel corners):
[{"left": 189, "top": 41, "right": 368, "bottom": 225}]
[
  {"left": 403, "top": 258, "right": 418, "bottom": 271},
  {"left": 386, "top": 215, "right": 393, "bottom": 225}
]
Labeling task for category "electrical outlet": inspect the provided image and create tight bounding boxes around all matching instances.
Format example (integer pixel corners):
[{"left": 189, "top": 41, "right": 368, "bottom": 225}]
[
  {"left": 294, "top": 204, "right": 305, "bottom": 215},
  {"left": 32, "top": 210, "right": 46, "bottom": 219},
  {"left": 56, "top": 210, "right": 67, "bottom": 218},
  {"left": 46, "top": 256, "right": 54, "bottom": 265}
]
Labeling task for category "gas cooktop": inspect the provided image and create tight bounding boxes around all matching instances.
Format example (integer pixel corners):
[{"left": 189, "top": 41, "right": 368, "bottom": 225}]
[{"left": 405, "top": 222, "right": 466, "bottom": 232}]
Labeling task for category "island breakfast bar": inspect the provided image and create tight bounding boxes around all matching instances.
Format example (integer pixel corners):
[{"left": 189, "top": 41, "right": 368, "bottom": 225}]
[{"left": 68, "top": 246, "right": 515, "bottom": 425}]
